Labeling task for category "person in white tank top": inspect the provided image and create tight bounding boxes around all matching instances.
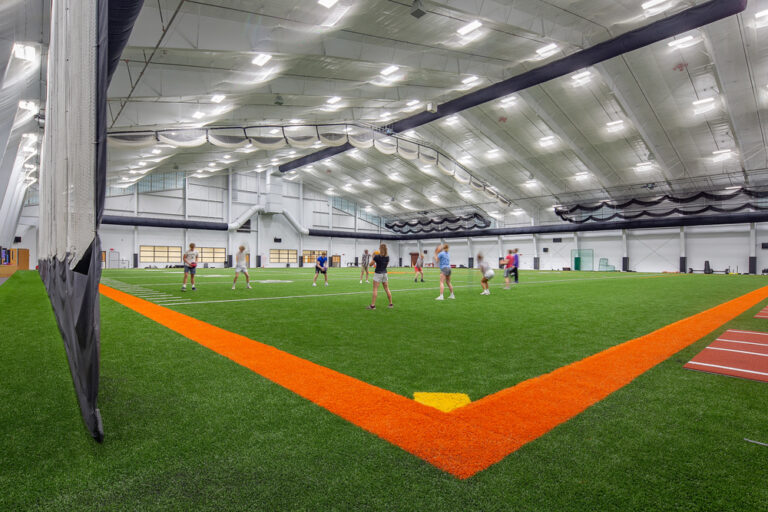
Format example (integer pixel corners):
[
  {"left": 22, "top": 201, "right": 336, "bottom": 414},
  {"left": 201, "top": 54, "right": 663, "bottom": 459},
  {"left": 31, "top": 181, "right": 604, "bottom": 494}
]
[{"left": 232, "top": 245, "right": 252, "bottom": 290}]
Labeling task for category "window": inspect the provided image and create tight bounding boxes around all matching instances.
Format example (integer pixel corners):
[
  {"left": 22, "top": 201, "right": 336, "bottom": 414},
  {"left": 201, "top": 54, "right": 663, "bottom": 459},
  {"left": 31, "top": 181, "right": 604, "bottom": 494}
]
[
  {"left": 140, "top": 245, "right": 182, "bottom": 263},
  {"left": 199, "top": 247, "right": 226, "bottom": 263},
  {"left": 303, "top": 250, "right": 327, "bottom": 263},
  {"left": 270, "top": 249, "right": 298, "bottom": 263}
]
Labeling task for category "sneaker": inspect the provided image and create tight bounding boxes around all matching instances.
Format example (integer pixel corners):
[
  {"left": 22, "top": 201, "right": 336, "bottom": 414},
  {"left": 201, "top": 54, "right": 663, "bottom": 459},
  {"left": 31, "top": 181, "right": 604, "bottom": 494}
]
[
  {"left": 192, "top": 286, "right": 196, "bottom": 291},
  {"left": 414, "top": 278, "right": 417, "bottom": 282},
  {"left": 313, "top": 283, "right": 317, "bottom": 287},
  {"left": 181, "top": 287, "right": 186, "bottom": 292},
  {"left": 366, "top": 305, "right": 376, "bottom": 310},
  {"left": 325, "top": 282, "right": 329, "bottom": 287},
  {"left": 365, "top": 280, "right": 369, "bottom": 283},
  {"left": 420, "top": 279, "right": 424, "bottom": 282},
  {"left": 388, "top": 304, "right": 394, "bottom": 309},
  {"left": 232, "top": 285, "right": 236, "bottom": 290},
  {"left": 504, "top": 286, "right": 510, "bottom": 290},
  {"left": 247, "top": 285, "right": 252, "bottom": 289},
  {"left": 360, "top": 280, "right": 363, "bottom": 284},
  {"left": 448, "top": 293, "right": 455, "bottom": 299},
  {"left": 435, "top": 295, "right": 444, "bottom": 301}
]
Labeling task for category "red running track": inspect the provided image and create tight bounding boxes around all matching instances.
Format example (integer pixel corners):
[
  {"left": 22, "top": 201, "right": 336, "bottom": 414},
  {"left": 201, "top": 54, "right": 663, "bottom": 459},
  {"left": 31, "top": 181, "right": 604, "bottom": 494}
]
[{"left": 684, "top": 329, "right": 768, "bottom": 383}]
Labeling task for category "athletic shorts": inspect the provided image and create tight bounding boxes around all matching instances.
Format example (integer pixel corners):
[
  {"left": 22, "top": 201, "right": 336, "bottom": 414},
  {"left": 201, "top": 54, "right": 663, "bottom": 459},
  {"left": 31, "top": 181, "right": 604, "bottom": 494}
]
[
  {"left": 373, "top": 272, "right": 388, "bottom": 283},
  {"left": 235, "top": 265, "right": 247, "bottom": 273},
  {"left": 315, "top": 267, "right": 326, "bottom": 274},
  {"left": 504, "top": 267, "right": 515, "bottom": 278},
  {"left": 414, "top": 266, "right": 422, "bottom": 272},
  {"left": 184, "top": 265, "right": 196, "bottom": 275},
  {"left": 361, "top": 264, "right": 369, "bottom": 270},
  {"left": 440, "top": 267, "right": 451, "bottom": 276}
]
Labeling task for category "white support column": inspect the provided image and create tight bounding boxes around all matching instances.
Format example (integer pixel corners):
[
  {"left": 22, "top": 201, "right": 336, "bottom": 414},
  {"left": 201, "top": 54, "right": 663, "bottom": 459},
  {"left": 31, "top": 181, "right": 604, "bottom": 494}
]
[
  {"left": 183, "top": 178, "right": 189, "bottom": 250},
  {"left": 328, "top": 196, "right": 333, "bottom": 230},
  {"left": 497, "top": 235, "right": 503, "bottom": 260},
  {"left": 679, "top": 227, "right": 686, "bottom": 258},
  {"left": 750, "top": 223, "right": 756, "bottom": 258},
  {"left": 298, "top": 182, "right": 304, "bottom": 257},
  {"left": 621, "top": 229, "right": 628, "bottom": 258},
  {"left": 467, "top": 237, "right": 473, "bottom": 267},
  {"left": 133, "top": 185, "right": 139, "bottom": 267},
  {"left": 227, "top": 173, "right": 232, "bottom": 263},
  {"left": 532, "top": 234, "right": 539, "bottom": 269}
]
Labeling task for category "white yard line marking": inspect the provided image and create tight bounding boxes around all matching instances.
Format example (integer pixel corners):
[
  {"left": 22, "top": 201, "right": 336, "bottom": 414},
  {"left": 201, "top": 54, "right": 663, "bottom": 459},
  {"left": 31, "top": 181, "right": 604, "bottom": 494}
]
[
  {"left": 744, "top": 438, "right": 768, "bottom": 447},
  {"left": 715, "top": 339, "right": 768, "bottom": 347},
  {"left": 705, "top": 347, "right": 768, "bottom": 357},
  {"left": 686, "top": 361, "right": 768, "bottom": 376},
  {"left": 726, "top": 330, "right": 768, "bottom": 337},
  {"left": 152, "top": 274, "right": 666, "bottom": 307}
]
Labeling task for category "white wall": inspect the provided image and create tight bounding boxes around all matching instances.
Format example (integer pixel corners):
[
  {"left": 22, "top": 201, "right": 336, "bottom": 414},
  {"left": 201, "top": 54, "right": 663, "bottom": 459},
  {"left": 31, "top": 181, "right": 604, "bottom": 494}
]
[{"left": 16, "top": 172, "right": 768, "bottom": 274}]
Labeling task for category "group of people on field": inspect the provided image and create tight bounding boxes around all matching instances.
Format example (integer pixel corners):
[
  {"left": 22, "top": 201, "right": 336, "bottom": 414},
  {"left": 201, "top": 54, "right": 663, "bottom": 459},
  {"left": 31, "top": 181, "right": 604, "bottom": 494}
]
[{"left": 178, "top": 242, "right": 520, "bottom": 309}]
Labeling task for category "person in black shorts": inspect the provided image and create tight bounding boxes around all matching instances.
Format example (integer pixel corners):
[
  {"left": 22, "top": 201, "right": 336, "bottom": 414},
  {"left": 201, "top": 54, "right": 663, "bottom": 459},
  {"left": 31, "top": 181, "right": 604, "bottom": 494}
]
[{"left": 367, "top": 244, "right": 393, "bottom": 309}]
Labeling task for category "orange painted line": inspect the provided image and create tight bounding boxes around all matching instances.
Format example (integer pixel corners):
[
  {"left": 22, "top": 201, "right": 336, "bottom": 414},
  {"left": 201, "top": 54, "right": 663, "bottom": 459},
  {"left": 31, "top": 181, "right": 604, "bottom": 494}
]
[{"left": 100, "top": 283, "right": 768, "bottom": 478}]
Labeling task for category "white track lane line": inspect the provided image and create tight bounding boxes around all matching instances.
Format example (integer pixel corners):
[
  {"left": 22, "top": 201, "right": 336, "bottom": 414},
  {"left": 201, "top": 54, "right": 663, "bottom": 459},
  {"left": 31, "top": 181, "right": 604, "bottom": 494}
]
[
  {"left": 705, "top": 347, "right": 768, "bottom": 357},
  {"left": 726, "top": 330, "right": 768, "bottom": 336},
  {"left": 686, "top": 361, "right": 768, "bottom": 376},
  {"left": 153, "top": 274, "right": 666, "bottom": 307},
  {"left": 716, "top": 339, "right": 768, "bottom": 347}
]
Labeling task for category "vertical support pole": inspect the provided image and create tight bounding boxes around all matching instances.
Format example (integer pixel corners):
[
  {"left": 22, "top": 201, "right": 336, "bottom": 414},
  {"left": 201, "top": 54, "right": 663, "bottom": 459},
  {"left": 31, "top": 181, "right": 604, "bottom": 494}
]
[
  {"left": 621, "top": 229, "right": 629, "bottom": 272},
  {"left": 467, "top": 237, "right": 473, "bottom": 268},
  {"left": 227, "top": 173, "right": 232, "bottom": 266},
  {"left": 532, "top": 234, "right": 539, "bottom": 270},
  {"left": 679, "top": 227, "right": 687, "bottom": 273},
  {"left": 183, "top": 177, "right": 189, "bottom": 250},
  {"left": 749, "top": 222, "right": 757, "bottom": 274},
  {"left": 298, "top": 181, "right": 304, "bottom": 257},
  {"left": 497, "top": 235, "right": 503, "bottom": 260},
  {"left": 133, "top": 185, "right": 138, "bottom": 268}
]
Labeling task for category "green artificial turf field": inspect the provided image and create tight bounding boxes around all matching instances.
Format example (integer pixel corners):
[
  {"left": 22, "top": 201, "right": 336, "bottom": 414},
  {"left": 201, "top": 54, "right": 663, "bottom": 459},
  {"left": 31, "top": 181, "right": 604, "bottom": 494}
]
[{"left": 2, "top": 268, "right": 767, "bottom": 510}]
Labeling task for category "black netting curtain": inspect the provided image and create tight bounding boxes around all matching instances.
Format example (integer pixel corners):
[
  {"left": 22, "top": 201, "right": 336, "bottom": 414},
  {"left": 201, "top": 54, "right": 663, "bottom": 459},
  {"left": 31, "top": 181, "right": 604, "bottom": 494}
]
[{"left": 38, "top": 0, "right": 143, "bottom": 442}]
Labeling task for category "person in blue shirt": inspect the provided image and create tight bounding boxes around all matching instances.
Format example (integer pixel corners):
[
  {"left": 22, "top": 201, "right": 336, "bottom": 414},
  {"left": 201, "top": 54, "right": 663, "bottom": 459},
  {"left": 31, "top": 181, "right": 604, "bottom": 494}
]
[
  {"left": 434, "top": 243, "right": 455, "bottom": 300},
  {"left": 312, "top": 253, "right": 329, "bottom": 287}
]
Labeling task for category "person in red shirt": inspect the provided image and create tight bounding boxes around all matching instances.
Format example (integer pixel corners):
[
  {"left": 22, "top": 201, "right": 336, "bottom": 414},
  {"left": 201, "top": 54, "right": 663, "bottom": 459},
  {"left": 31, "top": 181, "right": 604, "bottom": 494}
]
[{"left": 504, "top": 248, "right": 519, "bottom": 289}]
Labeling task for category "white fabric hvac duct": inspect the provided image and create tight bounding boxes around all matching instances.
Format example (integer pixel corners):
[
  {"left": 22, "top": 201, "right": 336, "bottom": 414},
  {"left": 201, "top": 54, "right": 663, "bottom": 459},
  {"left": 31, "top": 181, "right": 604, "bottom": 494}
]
[{"left": 106, "top": 124, "right": 512, "bottom": 204}]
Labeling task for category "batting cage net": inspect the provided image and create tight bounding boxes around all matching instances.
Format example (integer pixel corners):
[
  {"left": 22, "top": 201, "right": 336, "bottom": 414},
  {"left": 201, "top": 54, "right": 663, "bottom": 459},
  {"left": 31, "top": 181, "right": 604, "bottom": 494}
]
[{"left": 38, "top": 0, "right": 143, "bottom": 442}]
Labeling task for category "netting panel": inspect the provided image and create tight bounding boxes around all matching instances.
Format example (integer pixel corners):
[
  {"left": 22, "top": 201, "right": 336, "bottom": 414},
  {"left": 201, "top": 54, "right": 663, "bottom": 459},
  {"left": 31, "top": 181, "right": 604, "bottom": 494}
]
[{"left": 39, "top": 0, "right": 98, "bottom": 267}]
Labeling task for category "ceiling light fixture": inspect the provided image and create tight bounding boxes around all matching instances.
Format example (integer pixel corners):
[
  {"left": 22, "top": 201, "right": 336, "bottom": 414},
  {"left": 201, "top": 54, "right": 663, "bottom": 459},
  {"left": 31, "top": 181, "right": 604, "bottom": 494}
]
[
  {"left": 539, "top": 135, "right": 556, "bottom": 147},
  {"left": 692, "top": 97, "right": 716, "bottom": 106},
  {"left": 712, "top": 149, "right": 733, "bottom": 162},
  {"left": 457, "top": 20, "right": 482, "bottom": 36},
  {"left": 462, "top": 75, "right": 478, "bottom": 85},
  {"left": 536, "top": 43, "right": 559, "bottom": 56},
  {"left": 151, "top": 149, "right": 162, "bottom": 155},
  {"left": 12, "top": 43, "right": 36, "bottom": 62},
  {"left": 211, "top": 94, "right": 226, "bottom": 103},
  {"left": 223, "top": 154, "right": 231, "bottom": 159},
  {"left": 406, "top": 99, "right": 420, "bottom": 107},
  {"left": 381, "top": 65, "right": 399, "bottom": 76},
  {"left": 635, "top": 162, "right": 654, "bottom": 171},
  {"left": 252, "top": 53, "right": 272, "bottom": 66},
  {"left": 574, "top": 171, "right": 589, "bottom": 180},
  {"left": 327, "top": 96, "right": 341, "bottom": 104},
  {"left": 318, "top": 0, "right": 338, "bottom": 7},
  {"left": 525, "top": 179, "right": 537, "bottom": 187},
  {"left": 500, "top": 96, "right": 517, "bottom": 105},
  {"left": 192, "top": 111, "right": 205, "bottom": 119},
  {"left": 571, "top": 71, "right": 592, "bottom": 81},
  {"left": 445, "top": 115, "right": 459, "bottom": 125},
  {"left": 404, "top": 130, "right": 417, "bottom": 137},
  {"left": 667, "top": 35, "right": 696, "bottom": 48},
  {"left": 269, "top": 128, "right": 280, "bottom": 135}
]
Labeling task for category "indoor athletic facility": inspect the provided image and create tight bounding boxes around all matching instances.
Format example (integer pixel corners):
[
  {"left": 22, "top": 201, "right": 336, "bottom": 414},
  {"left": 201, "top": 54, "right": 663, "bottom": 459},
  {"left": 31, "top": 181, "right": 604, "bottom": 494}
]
[{"left": 1, "top": 0, "right": 767, "bottom": 510}]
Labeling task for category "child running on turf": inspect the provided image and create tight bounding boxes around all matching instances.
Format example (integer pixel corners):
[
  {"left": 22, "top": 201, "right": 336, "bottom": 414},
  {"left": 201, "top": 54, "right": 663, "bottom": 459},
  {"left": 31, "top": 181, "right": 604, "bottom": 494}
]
[
  {"left": 360, "top": 249, "right": 370, "bottom": 284},
  {"left": 434, "top": 244, "right": 455, "bottom": 300},
  {"left": 367, "top": 244, "right": 393, "bottom": 309},
  {"left": 478, "top": 252, "right": 494, "bottom": 295},
  {"left": 414, "top": 250, "right": 425, "bottom": 282},
  {"left": 232, "top": 245, "right": 252, "bottom": 290},
  {"left": 182, "top": 243, "right": 199, "bottom": 292},
  {"left": 313, "top": 252, "right": 329, "bottom": 287}
]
